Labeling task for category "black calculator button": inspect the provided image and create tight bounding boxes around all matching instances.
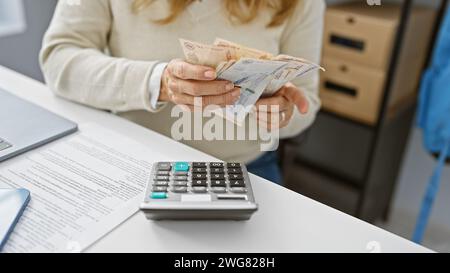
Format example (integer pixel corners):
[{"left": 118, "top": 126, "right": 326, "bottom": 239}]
[
  {"left": 227, "top": 163, "right": 241, "bottom": 168},
  {"left": 173, "top": 181, "right": 188, "bottom": 187},
  {"left": 172, "top": 186, "right": 188, "bottom": 193},
  {"left": 192, "top": 173, "right": 207, "bottom": 180},
  {"left": 155, "top": 176, "right": 170, "bottom": 181},
  {"left": 230, "top": 187, "right": 247, "bottom": 193},
  {"left": 210, "top": 168, "right": 225, "bottom": 174},
  {"left": 157, "top": 162, "right": 171, "bottom": 171},
  {"left": 152, "top": 186, "right": 168, "bottom": 192},
  {"left": 210, "top": 162, "right": 224, "bottom": 168},
  {"left": 192, "top": 180, "right": 208, "bottom": 187},
  {"left": 211, "top": 187, "right": 227, "bottom": 193},
  {"left": 193, "top": 162, "right": 207, "bottom": 168},
  {"left": 153, "top": 181, "right": 169, "bottom": 186},
  {"left": 211, "top": 174, "right": 225, "bottom": 180},
  {"left": 211, "top": 180, "right": 226, "bottom": 187},
  {"left": 192, "top": 167, "right": 207, "bottom": 174},
  {"left": 228, "top": 174, "right": 243, "bottom": 180},
  {"left": 227, "top": 168, "right": 242, "bottom": 174},
  {"left": 192, "top": 187, "right": 208, "bottom": 193},
  {"left": 229, "top": 180, "right": 246, "bottom": 187}
]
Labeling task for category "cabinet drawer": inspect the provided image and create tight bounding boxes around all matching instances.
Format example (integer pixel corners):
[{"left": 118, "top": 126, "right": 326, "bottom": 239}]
[
  {"left": 323, "top": 3, "right": 398, "bottom": 70},
  {"left": 320, "top": 57, "right": 386, "bottom": 125}
]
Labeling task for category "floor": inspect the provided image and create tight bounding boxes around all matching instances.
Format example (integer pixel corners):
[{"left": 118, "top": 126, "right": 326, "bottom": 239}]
[{"left": 376, "top": 127, "right": 450, "bottom": 253}]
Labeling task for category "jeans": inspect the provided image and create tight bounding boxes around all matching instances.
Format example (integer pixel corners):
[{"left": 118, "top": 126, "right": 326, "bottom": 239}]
[{"left": 246, "top": 151, "right": 283, "bottom": 185}]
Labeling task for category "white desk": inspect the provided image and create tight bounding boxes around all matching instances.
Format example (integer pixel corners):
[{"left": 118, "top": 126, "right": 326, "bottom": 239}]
[{"left": 0, "top": 65, "right": 431, "bottom": 253}]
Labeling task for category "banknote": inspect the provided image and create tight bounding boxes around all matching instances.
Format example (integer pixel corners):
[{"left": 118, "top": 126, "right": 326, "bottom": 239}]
[
  {"left": 216, "top": 58, "right": 288, "bottom": 125},
  {"left": 214, "top": 38, "right": 273, "bottom": 60},
  {"left": 180, "top": 39, "right": 236, "bottom": 67},
  {"left": 179, "top": 38, "right": 323, "bottom": 124}
]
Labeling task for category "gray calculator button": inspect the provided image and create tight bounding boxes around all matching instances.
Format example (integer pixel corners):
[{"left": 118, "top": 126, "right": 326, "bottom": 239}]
[
  {"left": 153, "top": 181, "right": 169, "bottom": 187},
  {"left": 172, "top": 186, "right": 188, "bottom": 193},
  {"left": 155, "top": 175, "right": 170, "bottom": 181},
  {"left": 173, "top": 181, "right": 188, "bottom": 187},
  {"left": 152, "top": 186, "right": 168, "bottom": 192},
  {"left": 230, "top": 187, "right": 247, "bottom": 194},
  {"left": 174, "top": 172, "right": 189, "bottom": 176},
  {"left": 211, "top": 187, "right": 227, "bottom": 193},
  {"left": 157, "top": 162, "right": 171, "bottom": 171},
  {"left": 173, "top": 176, "right": 188, "bottom": 181},
  {"left": 157, "top": 171, "right": 170, "bottom": 176},
  {"left": 0, "top": 141, "right": 12, "bottom": 151},
  {"left": 192, "top": 187, "right": 208, "bottom": 193}
]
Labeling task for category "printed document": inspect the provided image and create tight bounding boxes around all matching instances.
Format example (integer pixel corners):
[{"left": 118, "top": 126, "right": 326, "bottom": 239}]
[{"left": 0, "top": 124, "right": 166, "bottom": 252}]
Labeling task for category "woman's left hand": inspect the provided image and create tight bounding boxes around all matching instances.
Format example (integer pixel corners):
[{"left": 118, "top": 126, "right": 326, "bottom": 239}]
[{"left": 255, "top": 83, "right": 309, "bottom": 130}]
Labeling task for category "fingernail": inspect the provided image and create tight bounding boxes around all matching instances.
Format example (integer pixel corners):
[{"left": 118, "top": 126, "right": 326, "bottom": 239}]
[
  {"left": 226, "top": 83, "right": 235, "bottom": 91},
  {"left": 204, "top": 71, "right": 216, "bottom": 79}
]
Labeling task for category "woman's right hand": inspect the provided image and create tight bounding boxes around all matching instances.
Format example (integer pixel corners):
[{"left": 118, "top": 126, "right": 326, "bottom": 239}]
[{"left": 159, "top": 59, "right": 241, "bottom": 110}]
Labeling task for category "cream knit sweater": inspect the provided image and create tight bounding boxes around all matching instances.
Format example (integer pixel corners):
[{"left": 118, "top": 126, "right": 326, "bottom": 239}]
[{"left": 40, "top": 0, "right": 325, "bottom": 163}]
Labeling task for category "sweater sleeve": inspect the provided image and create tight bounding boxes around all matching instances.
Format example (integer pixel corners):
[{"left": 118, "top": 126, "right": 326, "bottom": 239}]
[
  {"left": 40, "top": 0, "right": 161, "bottom": 112},
  {"left": 278, "top": 0, "right": 325, "bottom": 138}
]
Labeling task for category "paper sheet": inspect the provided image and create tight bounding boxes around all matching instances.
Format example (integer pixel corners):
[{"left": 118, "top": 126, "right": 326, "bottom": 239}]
[{"left": 0, "top": 123, "right": 167, "bottom": 253}]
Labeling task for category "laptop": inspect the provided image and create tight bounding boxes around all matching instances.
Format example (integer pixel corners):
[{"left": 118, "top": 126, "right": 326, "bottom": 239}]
[{"left": 0, "top": 88, "right": 78, "bottom": 162}]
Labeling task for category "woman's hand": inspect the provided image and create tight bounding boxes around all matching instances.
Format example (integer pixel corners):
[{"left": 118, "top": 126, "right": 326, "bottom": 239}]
[
  {"left": 255, "top": 83, "right": 309, "bottom": 130},
  {"left": 159, "top": 59, "right": 240, "bottom": 110}
]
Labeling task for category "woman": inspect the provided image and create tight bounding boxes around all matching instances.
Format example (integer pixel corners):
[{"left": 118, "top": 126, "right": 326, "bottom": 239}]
[{"left": 40, "top": 0, "right": 325, "bottom": 185}]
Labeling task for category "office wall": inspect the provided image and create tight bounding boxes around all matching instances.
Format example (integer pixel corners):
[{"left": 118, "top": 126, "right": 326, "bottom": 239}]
[{"left": 0, "top": 0, "right": 57, "bottom": 82}]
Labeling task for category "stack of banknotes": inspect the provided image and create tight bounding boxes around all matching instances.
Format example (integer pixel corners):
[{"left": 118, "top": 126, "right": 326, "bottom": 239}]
[{"left": 180, "top": 38, "right": 324, "bottom": 124}]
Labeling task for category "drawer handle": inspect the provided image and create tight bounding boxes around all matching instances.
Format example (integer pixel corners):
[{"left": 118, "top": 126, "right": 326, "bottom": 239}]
[
  {"left": 324, "top": 81, "right": 357, "bottom": 97},
  {"left": 330, "top": 34, "right": 365, "bottom": 51},
  {"left": 347, "top": 16, "right": 356, "bottom": 24}
]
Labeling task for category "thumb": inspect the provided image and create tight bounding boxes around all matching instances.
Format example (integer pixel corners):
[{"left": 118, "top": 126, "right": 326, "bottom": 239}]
[{"left": 280, "top": 85, "right": 309, "bottom": 114}]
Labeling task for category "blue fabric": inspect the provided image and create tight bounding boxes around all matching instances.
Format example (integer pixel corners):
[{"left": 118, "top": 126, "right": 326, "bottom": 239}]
[
  {"left": 418, "top": 4, "right": 450, "bottom": 155},
  {"left": 413, "top": 142, "right": 450, "bottom": 243},
  {"left": 247, "top": 152, "right": 283, "bottom": 185},
  {"left": 414, "top": 5, "right": 450, "bottom": 244}
]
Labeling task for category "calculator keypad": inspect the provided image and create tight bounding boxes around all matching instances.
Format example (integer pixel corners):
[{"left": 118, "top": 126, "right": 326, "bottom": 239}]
[{"left": 151, "top": 162, "right": 248, "bottom": 197}]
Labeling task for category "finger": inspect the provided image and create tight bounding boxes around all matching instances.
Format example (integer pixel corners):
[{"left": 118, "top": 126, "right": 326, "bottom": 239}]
[
  {"left": 257, "top": 108, "right": 292, "bottom": 123},
  {"left": 280, "top": 86, "right": 309, "bottom": 114},
  {"left": 255, "top": 95, "right": 290, "bottom": 112},
  {"left": 168, "top": 77, "right": 235, "bottom": 96},
  {"left": 168, "top": 59, "right": 217, "bottom": 81},
  {"left": 169, "top": 88, "right": 241, "bottom": 107},
  {"left": 202, "top": 88, "right": 240, "bottom": 107},
  {"left": 257, "top": 111, "right": 284, "bottom": 123}
]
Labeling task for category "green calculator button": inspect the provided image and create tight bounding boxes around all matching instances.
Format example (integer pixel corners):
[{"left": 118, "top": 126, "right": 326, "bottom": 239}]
[
  {"left": 174, "top": 162, "right": 190, "bottom": 172},
  {"left": 151, "top": 192, "right": 167, "bottom": 199}
]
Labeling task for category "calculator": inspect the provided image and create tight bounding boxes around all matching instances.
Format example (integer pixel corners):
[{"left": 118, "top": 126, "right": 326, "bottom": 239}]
[{"left": 140, "top": 162, "right": 258, "bottom": 220}]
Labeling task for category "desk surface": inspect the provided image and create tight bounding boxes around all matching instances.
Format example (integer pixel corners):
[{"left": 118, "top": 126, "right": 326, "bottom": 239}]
[{"left": 0, "top": 65, "right": 431, "bottom": 253}]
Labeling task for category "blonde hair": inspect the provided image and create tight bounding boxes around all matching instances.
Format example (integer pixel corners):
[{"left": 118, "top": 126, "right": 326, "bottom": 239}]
[{"left": 132, "top": 0, "right": 299, "bottom": 27}]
